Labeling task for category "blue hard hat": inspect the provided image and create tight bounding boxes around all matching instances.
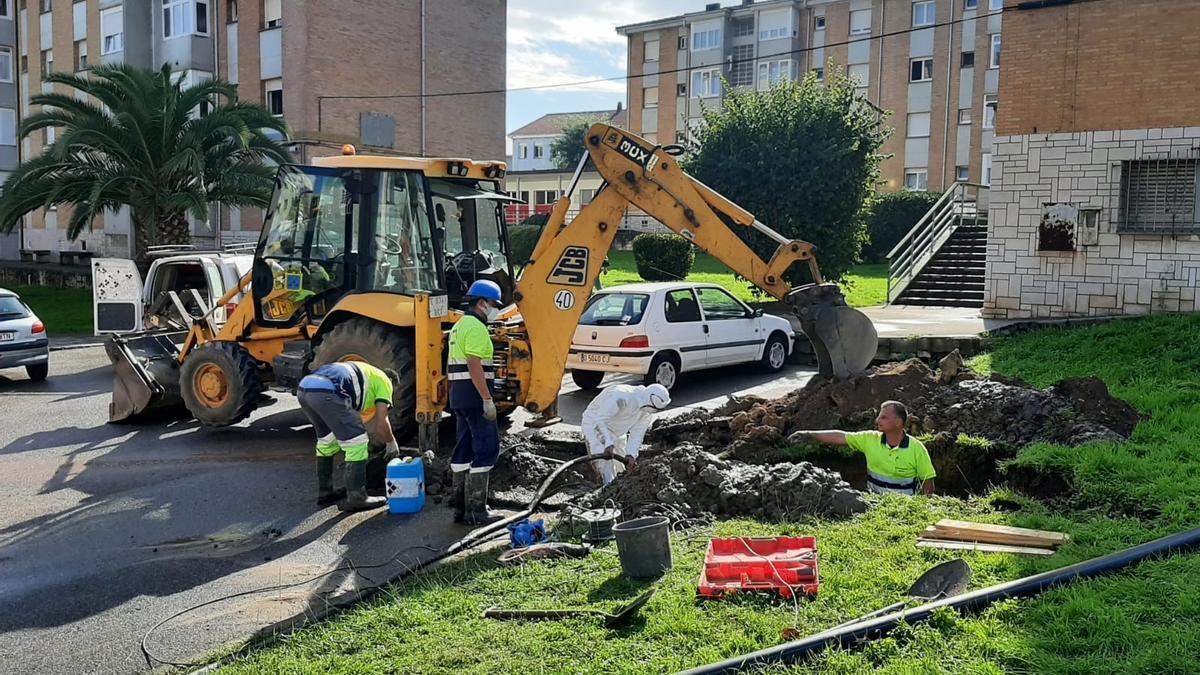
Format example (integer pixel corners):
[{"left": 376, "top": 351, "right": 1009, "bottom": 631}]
[{"left": 467, "top": 279, "right": 502, "bottom": 303}]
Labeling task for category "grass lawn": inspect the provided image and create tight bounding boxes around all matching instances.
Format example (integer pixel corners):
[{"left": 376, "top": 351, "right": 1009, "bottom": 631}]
[
  {"left": 601, "top": 250, "right": 888, "bottom": 308},
  {"left": 5, "top": 284, "right": 93, "bottom": 336},
  {"left": 226, "top": 313, "right": 1200, "bottom": 674}
]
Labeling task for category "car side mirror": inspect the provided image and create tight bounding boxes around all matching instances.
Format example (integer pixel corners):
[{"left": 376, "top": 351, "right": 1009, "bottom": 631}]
[{"left": 752, "top": 308, "right": 764, "bottom": 318}]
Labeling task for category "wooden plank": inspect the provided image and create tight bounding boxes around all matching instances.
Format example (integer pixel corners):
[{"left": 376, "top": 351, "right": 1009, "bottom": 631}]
[
  {"left": 921, "top": 526, "right": 1059, "bottom": 549},
  {"left": 917, "top": 539, "right": 1058, "bottom": 556},
  {"left": 931, "top": 519, "right": 1068, "bottom": 548}
]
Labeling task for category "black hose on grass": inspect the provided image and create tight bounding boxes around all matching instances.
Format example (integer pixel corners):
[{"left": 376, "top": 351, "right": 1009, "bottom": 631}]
[{"left": 679, "top": 526, "right": 1200, "bottom": 674}]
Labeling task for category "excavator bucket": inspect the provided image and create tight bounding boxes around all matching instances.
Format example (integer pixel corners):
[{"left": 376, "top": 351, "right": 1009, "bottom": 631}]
[
  {"left": 787, "top": 284, "right": 879, "bottom": 379},
  {"left": 106, "top": 331, "right": 185, "bottom": 423}
]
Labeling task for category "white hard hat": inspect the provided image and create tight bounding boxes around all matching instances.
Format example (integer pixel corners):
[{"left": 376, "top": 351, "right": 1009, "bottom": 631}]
[{"left": 645, "top": 383, "right": 671, "bottom": 410}]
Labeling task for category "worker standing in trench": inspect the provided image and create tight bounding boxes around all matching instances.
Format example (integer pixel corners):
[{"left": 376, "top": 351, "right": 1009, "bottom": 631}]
[
  {"left": 788, "top": 400, "right": 936, "bottom": 495},
  {"left": 580, "top": 383, "right": 672, "bottom": 485},
  {"left": 447, "top": 280, "right": 506, "bottom": 526},
  {"left": 297, "top": 361, "right": 401, "bottom": 511}
]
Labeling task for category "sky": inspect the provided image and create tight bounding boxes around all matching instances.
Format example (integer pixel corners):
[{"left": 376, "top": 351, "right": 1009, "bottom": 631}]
[{"left": 505, "top": 0, "right": 699, "bottom": 152}]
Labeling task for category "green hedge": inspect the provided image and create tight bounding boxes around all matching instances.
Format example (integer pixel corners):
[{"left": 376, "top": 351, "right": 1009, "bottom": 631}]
[
  {"left": 508, "top": 225, "right": 541, "bottom": 265},
  {"left": 860, "top": 190, "right": 942, "bottom": 263},
  {"left": 631, "top": 233, "right": 695, "bottom": 281}
]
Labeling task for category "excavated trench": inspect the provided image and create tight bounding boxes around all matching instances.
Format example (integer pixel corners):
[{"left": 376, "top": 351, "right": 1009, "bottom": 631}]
[{"left": 405, "top": 354, "right": 1139, "bottom": 523}]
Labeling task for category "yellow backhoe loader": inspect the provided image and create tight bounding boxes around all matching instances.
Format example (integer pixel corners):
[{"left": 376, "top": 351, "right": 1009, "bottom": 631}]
[{"left": 106, "top": 125, "right": 878, "bottom": 451}]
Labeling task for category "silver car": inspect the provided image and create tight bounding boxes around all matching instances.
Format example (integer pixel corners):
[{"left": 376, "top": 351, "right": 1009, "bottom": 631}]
[{"left": 0, "top": 288, "right": 49, "bottom": 381}]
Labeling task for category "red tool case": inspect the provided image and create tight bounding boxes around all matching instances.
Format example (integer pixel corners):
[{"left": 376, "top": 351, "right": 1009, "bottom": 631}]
[{"left": 697, "top": 536, "right": 820, "bottom": 599}]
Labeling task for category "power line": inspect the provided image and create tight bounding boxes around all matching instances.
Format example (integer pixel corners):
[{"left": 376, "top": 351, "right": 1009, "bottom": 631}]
[{"left": 318, "top": 3, "right": 1024, "bottom": 104}]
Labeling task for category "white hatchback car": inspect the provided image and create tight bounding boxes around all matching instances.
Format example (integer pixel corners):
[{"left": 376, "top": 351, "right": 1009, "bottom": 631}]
[{"left": 568, "top": 282, "right": 795, "bottom": 391}]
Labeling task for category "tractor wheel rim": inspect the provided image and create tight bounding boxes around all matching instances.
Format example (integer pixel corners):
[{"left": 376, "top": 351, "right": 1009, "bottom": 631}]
[
  {"left": 656, "top": 362, "right": 676, "bottom": 389},
  {"left": 769, "top": 342, "right": 787, "bottom": 368},
  {"left": 194, "top": 363, "right": 230, "bottom": 408}
]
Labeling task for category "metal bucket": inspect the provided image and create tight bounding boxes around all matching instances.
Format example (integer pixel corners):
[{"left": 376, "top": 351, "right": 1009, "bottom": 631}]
[{"left": 612, "top": 516, "right": 672, "bottom": 579}]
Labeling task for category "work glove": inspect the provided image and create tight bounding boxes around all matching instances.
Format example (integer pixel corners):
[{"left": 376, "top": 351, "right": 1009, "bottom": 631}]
[
  {"left": 483, "top": 399, "right": 498, "bottom": 422},
  {"left": 384, "top": 441, "right": 401, "bottom": 461}
]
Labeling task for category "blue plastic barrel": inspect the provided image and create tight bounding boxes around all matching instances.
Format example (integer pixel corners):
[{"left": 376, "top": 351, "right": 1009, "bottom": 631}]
[{"left": 385, "top": 457, "right": 425, "bottom": 514}]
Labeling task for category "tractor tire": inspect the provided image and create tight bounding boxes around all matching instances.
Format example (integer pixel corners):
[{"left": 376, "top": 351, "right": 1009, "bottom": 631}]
[
  {"left": 311, "top": 319, "right": 418, "bottom": 442},
  {"left": 180, "top": 342, "right": 265, "bottom": 426}
]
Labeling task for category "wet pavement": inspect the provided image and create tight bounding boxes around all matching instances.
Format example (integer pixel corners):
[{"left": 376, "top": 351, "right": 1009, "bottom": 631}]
[{"left": 0, "top": 347, "right": 814, "bottom": 673}]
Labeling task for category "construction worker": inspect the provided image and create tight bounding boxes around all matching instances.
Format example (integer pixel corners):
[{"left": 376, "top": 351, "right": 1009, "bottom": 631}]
[
  {"left": 580, "top": 383, "right": 672, "bottom": 485},
  {"left": 448, "top": 279, "right": 505, "bottom": 525},
  {"left": 787, "top": 400, "right": 936, "bottom": 495},
  {"left": 297, "top": 361, "right": 401, "bottom": 511}
]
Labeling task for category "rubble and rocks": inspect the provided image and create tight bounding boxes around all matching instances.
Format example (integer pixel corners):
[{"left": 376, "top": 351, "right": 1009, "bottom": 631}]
[{"left": 580, "top": 444, "right": 866, "bottom": 522}]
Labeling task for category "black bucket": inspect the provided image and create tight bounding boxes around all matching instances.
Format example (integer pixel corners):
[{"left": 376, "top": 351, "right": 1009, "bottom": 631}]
[{"left": 612, "top": 516, "right": 672, "bottom": 579}]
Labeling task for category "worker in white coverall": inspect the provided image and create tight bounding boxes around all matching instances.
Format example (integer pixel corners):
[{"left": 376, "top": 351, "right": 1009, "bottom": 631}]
[{"left": 580, "top": 384, "right": 672, "bottom": 485}]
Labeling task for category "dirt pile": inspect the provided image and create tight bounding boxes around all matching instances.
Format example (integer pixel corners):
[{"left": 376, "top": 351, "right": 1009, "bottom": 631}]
[{"left": 580, "top": 444, "right": 866, "bottom": 522}]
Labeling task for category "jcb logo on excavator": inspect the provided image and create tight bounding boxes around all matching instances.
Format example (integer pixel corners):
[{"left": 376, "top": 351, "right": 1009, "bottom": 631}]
[{"left": 547, "top": 247, "right": 590, "bottom": 287}]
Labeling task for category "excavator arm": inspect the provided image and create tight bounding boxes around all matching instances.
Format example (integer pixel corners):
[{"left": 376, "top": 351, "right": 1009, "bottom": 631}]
[{"left": 512, "top": 124, "right": 878, "bottom": 414}]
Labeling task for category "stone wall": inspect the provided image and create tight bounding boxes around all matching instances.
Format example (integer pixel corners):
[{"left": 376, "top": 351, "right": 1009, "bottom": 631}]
[{"left": 984, "top": 128, "right": 1200, "bottom": 319}]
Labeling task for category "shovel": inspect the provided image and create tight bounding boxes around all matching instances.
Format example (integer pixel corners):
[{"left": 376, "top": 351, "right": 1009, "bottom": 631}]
[
  {"left": 482, "top": 589, "right": 656, "bottom": 628},
  {"left": 831, "top": 559, "right": 972, "bottom": 630}
]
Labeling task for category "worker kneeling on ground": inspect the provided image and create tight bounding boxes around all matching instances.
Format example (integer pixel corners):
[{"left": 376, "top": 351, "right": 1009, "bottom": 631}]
[
  {"left": 581, "top": 383, "right": 671, "bottom": 485},
  {"left": 788, "top": 400, "right": 936, "bottom": 496},
  {"left": 448, "top": 279, "right": 506, "bottom": 526},
  {"left": 298, "top": 361, "right": 400, "bottom": 511}
]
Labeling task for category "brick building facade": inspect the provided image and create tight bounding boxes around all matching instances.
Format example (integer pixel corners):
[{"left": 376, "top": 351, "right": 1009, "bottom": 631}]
[{"left": 983, "top": 0, "right": 1200, "bottom": 318}]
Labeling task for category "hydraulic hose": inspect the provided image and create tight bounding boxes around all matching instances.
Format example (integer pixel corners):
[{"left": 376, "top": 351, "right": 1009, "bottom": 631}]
[{"left": 680, "top": 526, "right": 1200, "bottom": 675}]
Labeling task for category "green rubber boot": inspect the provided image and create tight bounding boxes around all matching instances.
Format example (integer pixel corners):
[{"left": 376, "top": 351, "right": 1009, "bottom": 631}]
[
  {"left": 463, "top": 470, "right": 504, "bottom": 526},
  {"left": 316, "top": 457, "right": 346, "bottom": 507},
  {"left": 339, "top": 460, "right": 387, "bottom": 512}
]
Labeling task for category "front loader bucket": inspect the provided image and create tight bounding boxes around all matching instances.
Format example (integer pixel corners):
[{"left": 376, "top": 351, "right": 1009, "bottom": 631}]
[
  {"left": 106, "top": 332, "right": 186, "bottom": 423},
  {"left": 787, "top": 283, "right": 879, "bottom": 380}
]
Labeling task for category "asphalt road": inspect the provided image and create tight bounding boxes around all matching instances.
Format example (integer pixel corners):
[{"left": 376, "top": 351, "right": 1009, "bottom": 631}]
[{"left": 0, "top": 347, "right": 814, "bottom": 674}]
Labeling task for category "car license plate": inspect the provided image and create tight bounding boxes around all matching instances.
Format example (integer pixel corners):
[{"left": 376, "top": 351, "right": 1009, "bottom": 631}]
[
  {"left": 0, "top": 332, "right": 15, "bottom": 342},
  {"left": 580, "top": 353, "right": 611, "bottom": 365}
]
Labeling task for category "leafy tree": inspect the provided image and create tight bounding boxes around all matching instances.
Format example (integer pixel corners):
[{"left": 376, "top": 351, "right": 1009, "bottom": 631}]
[
  {"left": 859, "top": 190, "right": 941, "bottom": 263},
  {"left": 0, "top": 64, "right": 291, "bottom": 261},
  {"left": 683, "top": 68, "right": 890, "bottom": 284},
  {"left": 551, "top": 116, "right": 607, "bottom": 170}
]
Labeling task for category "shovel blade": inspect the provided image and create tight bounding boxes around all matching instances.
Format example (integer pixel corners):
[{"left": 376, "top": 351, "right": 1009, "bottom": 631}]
[
  {"left": 788, "top": 284, "right": 879, "bottom": 379},
  {"left": 908, "top": 558, "right": 973, "bottom": 601},
  {"left": 106, "top": 332, "right": 185, "bottom": 423}
]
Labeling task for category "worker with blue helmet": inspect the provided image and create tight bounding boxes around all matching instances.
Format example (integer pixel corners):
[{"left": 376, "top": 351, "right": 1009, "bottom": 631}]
[{"left": 446, "top": 279, "right": 506, "bottom": 525}]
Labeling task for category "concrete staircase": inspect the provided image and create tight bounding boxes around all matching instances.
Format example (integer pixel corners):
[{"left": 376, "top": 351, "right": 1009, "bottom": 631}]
[{"left": 887, "top": 182, "right": 989, "bottom": 309}]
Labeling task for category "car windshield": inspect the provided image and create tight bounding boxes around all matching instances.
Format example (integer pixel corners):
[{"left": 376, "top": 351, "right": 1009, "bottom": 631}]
[
  {"left": 0, "top": 296, "right": 30, "bottom": 319},
  {"left": 579, "top": 293, "right": 649, "bottom": 326}
]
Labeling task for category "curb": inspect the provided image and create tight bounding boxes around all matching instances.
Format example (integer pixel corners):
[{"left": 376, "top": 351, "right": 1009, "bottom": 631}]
[{"left": 49, "top": 341, "right": 104, "bottom": 352}]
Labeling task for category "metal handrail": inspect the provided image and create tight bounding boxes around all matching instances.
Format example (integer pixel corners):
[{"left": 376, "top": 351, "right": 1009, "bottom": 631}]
[{"left": 886, "top": 182, "right": 988, "bottom": 304}]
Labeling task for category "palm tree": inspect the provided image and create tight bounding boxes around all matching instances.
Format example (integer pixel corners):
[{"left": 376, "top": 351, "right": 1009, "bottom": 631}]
[{"left": 0, "top": 64, "right": 291, "bottom": 261}]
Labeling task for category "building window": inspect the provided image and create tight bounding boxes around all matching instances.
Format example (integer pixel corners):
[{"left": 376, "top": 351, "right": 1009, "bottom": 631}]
[
  {"left": 579, "top": 188, "right": 595, "bottom": 205},
  {"left": 0, "top": 47, "right": 11, "bottom": 83},
  {"left": 912, "top": 1, "right": 936, "bottom": 27},
  {"left": 990, "top": 34, "right": 1001, "bottom": 68},
  {"left": 196, "top": 0, "right": 209, "bottom": 34},
  {"left": 910, "top": 58, "right": 933, "bottom": 82},
  {"left": 533, "top": 145, "right": 544, "bottom": 159},
  {"left": 961, "top": 51, "right": 975, "bottom": 68},
  {"left": 814, "top": 15, "right": 826, "bottom": 31},
  {"left": 811, "top": 67, "right": 824, "bottom": 81},
  {"left": 163, "top": 0, "right": 209, "bottom": 37},
  {"left": 264, "top": 78, "right": 282, "bottom": 116},
  {"left": 677, "top": 35, "right": 687, "bottom": 50},
  {"left": 964, "top": 0, "right": 978, "bottom": 9},
  {"left": 729, "top": 44, "right": 754, "bottom": 87},
  {"left": 850, "top": 9, "right": 871, "bottom": 35},
  {"left": 263, "top": 0, "right": 281, "bottom": 29},
  {"left": 691, "top": 68, "right": 721, "bottom": 98},
  {"left": 691, "top": 28, "right": 721, "bottom": 51},
  {"left": 758, "top": 10, "right": 792, "bottom": 40},
  {"left": 956, "top": 166, "right": 970, "bottom": 182},
  {"left": 1117, "top": 159, "right": 1200, "bottom": 234},
  {"left": 989, "top": 0, "right": 1003, "bottom": 9},
  {"left": 226, "top": 0, "right": 237, "bottom": 22},
  {"left": 644, "top": 86, "right": 658, "bottom": 108},
  {"left": 676, "top": 83, "right": 687, "bottom": 97},
  {"left": 518, "top": 144, "right": 527, "bottom": 159},
  {"left": 982, "top": 153, "right": 992, "bottom": 185},
  {"left": 757, "top": 59, "right": 793, "bottom": 89},
  {"left": 40, "top": 49, "right": 52, "bottom": 76},
  {"left": 73, "top": 40, "right": 87, "bottom": 71},
  {"left": 101, "top": 7, "right": 124, "bottom": 54},
  {"left": 39, "top": 0, "right": 49, "bottom": 13},
  {"left": 643, "top": 39, "right": 659, "bottom": 63},
  {"left": 731, "top": 17, "right": 753, "bottom": 38},
  {"left": 904, "top": 170, "right": 929, "bottom": 191},
  {"left": 958, "top": 108, "right": 971, "bottom": 124},
  {"left": 907, "top": 112, "right": 931, "bottom": 138},
  {"left": 0, "top": 0, "right": 10, "bottom": 19},
  {"left": 535, "top": 190, "right": 558, "bottom": 205},
  {"left": 983, "top": 94, "right": 998, "bottom": 129},
  {"left": 0, "top": 108, "right": 14, "bottom": 146},
  {"left": 848, "top": 63, "right": 870, "bottom": 87},
  {"left": 675, "top": 130, "right": 687, "bottom": 144}
]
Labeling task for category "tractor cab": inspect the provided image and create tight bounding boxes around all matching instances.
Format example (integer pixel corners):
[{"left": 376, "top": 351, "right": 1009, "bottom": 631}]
[{"left": 252, "top": 156, "right": 519, "bottom": 329}]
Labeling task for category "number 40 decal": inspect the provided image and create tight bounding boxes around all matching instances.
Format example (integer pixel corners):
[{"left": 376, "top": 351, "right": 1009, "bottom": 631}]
[{"left": 553, "top": 290, "right": 575, "bottom": 311}]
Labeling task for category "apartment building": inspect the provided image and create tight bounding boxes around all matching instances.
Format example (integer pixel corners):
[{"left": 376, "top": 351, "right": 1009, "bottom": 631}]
[
  {"left": 983, "top": 0, "right": 1200, "bottom": 319},
  {"left": 2, "top": 0, "right": 505, "bottom": 259},
  {"left": 617, "top": 0, "right": 1004, "bottom": 193}
]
